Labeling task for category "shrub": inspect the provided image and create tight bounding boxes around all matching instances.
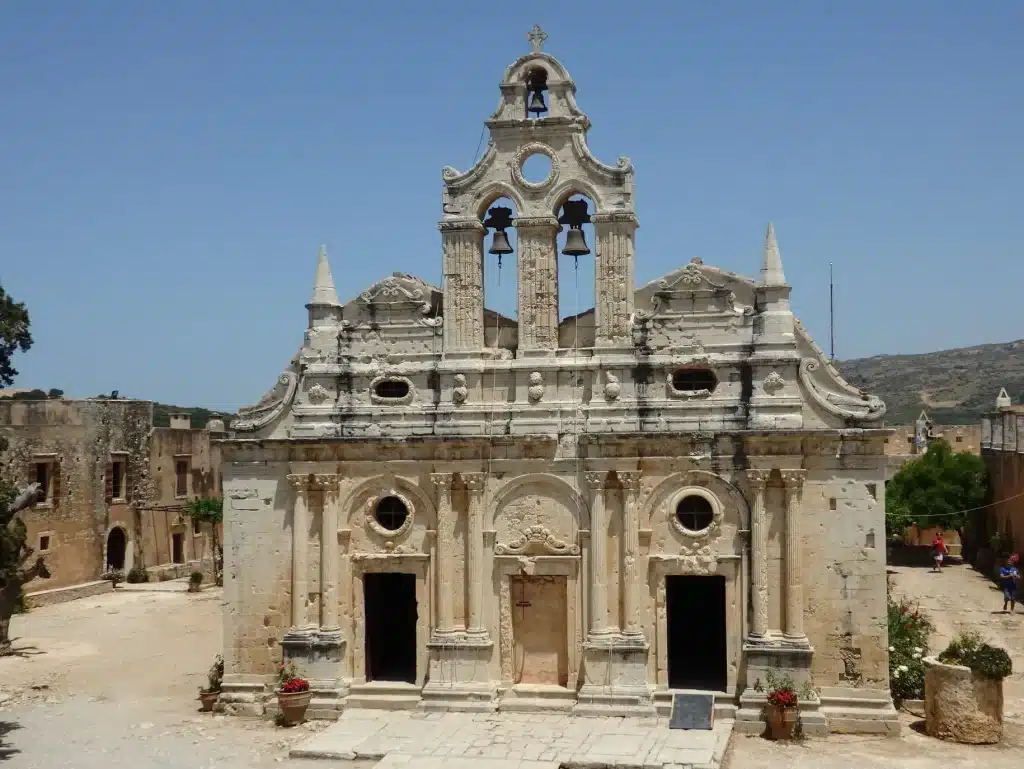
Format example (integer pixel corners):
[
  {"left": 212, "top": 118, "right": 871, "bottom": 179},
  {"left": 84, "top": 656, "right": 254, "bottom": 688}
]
[
  {"left": 201, "top": 654, "right": 224, "bottom": 694},
  {"left": 938, "top": 630, "right": 1013, "bottom": 680},
  {"left": 189, "top": 571, "right": 204, "bottom": 585},
  {"left": 126, "top": 565, "right": 149, "bottom": 584},
  {"left": 888, "top": 597, "right": 933, "bottom": 704}
]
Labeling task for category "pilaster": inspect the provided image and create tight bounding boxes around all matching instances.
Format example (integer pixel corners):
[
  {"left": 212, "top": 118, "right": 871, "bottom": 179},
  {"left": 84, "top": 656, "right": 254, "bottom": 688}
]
[
  {"left": 583, "top": 471, "right": 612, "bottom": 637},
  {"left": 781, "top": 469, "right": 808, "bottom": 644},
  {"left": 617, "top": 470, "right": 643, "bottom": 637},
  {"left": 744, "top": 469, "right": 770, "bottom": 641},
  {"left": 429, "top": 473, "right": 458, "bottom": 637},
  {"left": 462, "top": 472, "right": 488, "bottom": 639},
  {"left": 592, "top": 212, "right": 638, "bottom": 348},
  {"left": 440, "top": 219, "right": 485, "bottom": 353},
  {"left": 515, "top": 215, "right": 560, "bottom": 353}
]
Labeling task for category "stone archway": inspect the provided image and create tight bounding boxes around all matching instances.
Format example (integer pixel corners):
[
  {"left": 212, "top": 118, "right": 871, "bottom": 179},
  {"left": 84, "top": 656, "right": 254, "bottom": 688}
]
[{"left": 106, "top": 526, "right": 128, "bottom": 571}]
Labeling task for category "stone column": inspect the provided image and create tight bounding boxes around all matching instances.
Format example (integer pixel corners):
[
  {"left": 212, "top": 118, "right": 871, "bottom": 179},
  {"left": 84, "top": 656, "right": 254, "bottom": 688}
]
[
  {"left": 744, "top": 469, "right": 770, "bottom": 640},
  {"left": 781, "top": 470, "right": 807, "bottom": 642},
  {"left": 440, "top": 219, "right": 485, "bottom": 352},
  {"left": 514, "top": 215, "right": 560, "bottom": 352},
  {"left": 430, "top": 473, "right": 458, "bottom": 635},
  {"left": 618, "top": 471, "right": 643, "bottom": 636},
  {"left": 592, "top": 212, "right": 638, "bottom": 348},
  {"left": 584, "top": 471, "right": 611, "bottom": 635},
  {"left": 314, "top": 474, "right": 341, "bottom": 632},
  {"left": 462, "top": 472, "right": 487, "bottom": 637},
  {"left": 286, "top": 474, "right": 312, "bottom": 631}
]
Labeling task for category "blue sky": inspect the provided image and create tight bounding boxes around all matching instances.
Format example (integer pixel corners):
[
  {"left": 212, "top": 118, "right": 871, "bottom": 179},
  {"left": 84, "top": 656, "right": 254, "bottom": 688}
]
[{"left": 1, "top": 2, "right": 1021, "bottom": 410}]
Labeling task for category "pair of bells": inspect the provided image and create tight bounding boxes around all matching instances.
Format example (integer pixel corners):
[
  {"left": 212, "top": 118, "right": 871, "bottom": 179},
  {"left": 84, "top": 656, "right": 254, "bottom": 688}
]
[{"left": 486, "top": 228, "right": 591, "bottom": 257}]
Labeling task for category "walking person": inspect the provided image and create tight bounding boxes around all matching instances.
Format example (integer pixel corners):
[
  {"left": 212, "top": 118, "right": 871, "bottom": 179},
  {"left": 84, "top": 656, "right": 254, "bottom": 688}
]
[
  {"left": 931, "top": 533, "right": 946, "bottom": 572},
  {"left": 999, "top": 557, "right": 1020, "bottom": 613}
]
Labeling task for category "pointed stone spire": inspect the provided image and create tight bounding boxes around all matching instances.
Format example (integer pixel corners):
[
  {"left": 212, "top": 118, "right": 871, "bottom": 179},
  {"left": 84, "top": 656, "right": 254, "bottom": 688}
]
[
  {"left": 308, "top": 245, "right": 340, "bottom": 307},
  {"left": 759, "top": 223, "right": 787, "bottom": 286},
  {"left": 997, "top": 387, "right": 1012, "bottom": 410}
]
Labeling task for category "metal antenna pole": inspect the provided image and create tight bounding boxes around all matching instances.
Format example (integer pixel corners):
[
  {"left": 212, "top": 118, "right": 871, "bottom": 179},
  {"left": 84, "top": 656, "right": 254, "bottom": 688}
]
[{"left": 829, "top": 262, "right": 835, "bottom": 361}]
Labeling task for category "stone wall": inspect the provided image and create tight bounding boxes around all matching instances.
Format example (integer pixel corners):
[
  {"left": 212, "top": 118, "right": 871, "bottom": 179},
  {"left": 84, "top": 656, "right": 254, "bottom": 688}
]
[{"left": 0, "top": 399, "right": 153, "bottom": 590}]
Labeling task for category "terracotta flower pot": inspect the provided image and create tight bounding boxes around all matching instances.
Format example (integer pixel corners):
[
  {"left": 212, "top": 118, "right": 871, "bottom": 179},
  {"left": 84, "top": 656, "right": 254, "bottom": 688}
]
[
  {"left": 277, "top": 689, "right": 312, "bottom": 726},
  {"left": 188, "top": 583, "right": 202, "bottom": 593},
  {"left": 764, "top": 703, "right": 799, "bottom": 740},
  {"left": 198, "top": 690, "right": 219, "bottom": 712}
]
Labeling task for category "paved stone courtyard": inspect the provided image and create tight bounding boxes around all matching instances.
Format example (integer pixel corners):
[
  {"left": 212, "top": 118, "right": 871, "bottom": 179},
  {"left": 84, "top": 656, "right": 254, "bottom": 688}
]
[{"left": 292, "top": 709, "right": 732, "bottom": 768}]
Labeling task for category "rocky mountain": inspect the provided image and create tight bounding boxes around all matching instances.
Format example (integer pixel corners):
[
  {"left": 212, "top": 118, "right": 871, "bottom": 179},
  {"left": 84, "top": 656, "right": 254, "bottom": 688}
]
[{"left": 835, "top": 339, "right": 1024, "bottom": 425}]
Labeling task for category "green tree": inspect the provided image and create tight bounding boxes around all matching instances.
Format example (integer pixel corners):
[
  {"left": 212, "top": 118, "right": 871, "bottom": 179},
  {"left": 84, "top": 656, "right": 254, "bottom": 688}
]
[
  {"left": 0, "top": 479, "right": 48, "bottom": 654},
  {"left": 183, "top": 498, "right": 223, "bottom": 586},
  {"left": 0, "top": 285, "right": 32, "bottom": 387},
  {"left": 885, "top": 439, "right": 987, "bottom": 539}
]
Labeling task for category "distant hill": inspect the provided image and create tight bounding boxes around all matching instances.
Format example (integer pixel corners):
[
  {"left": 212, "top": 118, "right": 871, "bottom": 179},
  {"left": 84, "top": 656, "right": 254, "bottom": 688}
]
[
  {"left": 835, "top": 340, "right": 1024, "bottom": 425},
  {"left": 152, "top": 403, "right": 234, "bottom": 429}
]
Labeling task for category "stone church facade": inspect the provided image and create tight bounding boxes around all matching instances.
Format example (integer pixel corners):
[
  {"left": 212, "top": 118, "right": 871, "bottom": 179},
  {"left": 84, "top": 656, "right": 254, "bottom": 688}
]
[{"left": 219, "top": 34, "right": 897, "bottom": 734}]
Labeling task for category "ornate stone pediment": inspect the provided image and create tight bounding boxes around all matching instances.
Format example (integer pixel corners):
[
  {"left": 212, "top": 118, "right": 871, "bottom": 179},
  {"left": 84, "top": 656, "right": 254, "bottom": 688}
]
[
  {"left": 495, "top": 525, "right": 580, "bottom": 556},
  {"left": 799, "top": 358, "right": 885, "bottom": 421},
  {"left": 231, "top": 371, "right": 298, "bottom": 432},
  {"left": 634, "top": 264, "right": 751, "bottom": 322}
]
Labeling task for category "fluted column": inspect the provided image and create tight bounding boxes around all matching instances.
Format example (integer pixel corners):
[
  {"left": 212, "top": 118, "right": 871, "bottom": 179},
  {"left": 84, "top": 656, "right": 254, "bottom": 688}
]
[
  {"left": 592, "top": 212, "right": 638, "bottom": 348},
  {"left": 314, "top": 474, "right": 341, "bottom": 631},
  {"left": 515, "top": 216, "right": 560, "bottom": 352},
  {"left": 781, "top": 470, "right": 807, "bottom": 642},
  {"left": 618, "top": 471, "right": 643, "bottom": 636},
  {"left": 430, "top": 473, "right": 458, "bottom": 635},
  {"left": 744, "top": 469, "right": 770, "bottom": 640},
  {"left": 440, "top": 219, "right": 485, "bottom": 352},
  {"left": 584, "top": 471, "right": 611, "bottom": 635},
  {"left": 286, "top": 474, "right": 313, "bottom": 631},
  {"left": 463, "top": 472, "right": 487, "bottom": 637}
]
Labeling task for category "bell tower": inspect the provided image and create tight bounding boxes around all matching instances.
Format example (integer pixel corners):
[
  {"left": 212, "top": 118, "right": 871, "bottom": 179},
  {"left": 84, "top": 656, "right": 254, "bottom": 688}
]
[{"left": 439, "top": 26, "right": 638, "bottom": 355}]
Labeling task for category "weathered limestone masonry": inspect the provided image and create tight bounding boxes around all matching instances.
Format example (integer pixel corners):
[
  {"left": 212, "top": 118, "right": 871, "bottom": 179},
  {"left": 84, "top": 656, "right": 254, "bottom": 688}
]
[{"left": 219, "top": 32, "right": 897, "bottom": 735}]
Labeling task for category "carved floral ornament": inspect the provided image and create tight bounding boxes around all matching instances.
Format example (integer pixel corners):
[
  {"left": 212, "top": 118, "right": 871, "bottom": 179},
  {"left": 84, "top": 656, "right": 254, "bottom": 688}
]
[
  {"left": 495, "top": 525, "right": 580, "bottom": 556},
  {"left": 364, "top": 489, "right": 415, "bottom": 540},
  {"left": 528, "top": 371, "right": 544, "bottom": 403},
  {"left": 307, "top": 383, "right": 331, "bottom": 405},
  {"left": 602, "top": 370, "right": 621, "bottom": 401},
  {"left": 761, "top": 371, "right": 786, "bottom": 396},
  {"left": 452, "top": 374, "right": 468, "bottom": 405}
]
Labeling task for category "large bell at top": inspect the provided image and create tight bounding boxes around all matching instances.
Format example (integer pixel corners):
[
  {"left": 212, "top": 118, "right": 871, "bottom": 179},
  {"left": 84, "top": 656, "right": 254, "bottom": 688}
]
[
  {"left": 527, "top": 89, "right": 547, "bottom": 116},
  {"left": 558, "top": 199, "right": 592, "bottom": 257},
  {"left": 483, "top": 206, "right": 515, "bottom": 261}
]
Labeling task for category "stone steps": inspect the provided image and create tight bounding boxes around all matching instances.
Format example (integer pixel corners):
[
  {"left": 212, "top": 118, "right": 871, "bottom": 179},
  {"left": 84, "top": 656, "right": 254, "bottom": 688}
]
[
  {"left": 346, "top": 681, "right": 422, "bottom": 711},
  {"left": 498, "top": 683, "right": 577, "bottom": 713},
  {"left": 653, "top": 690, "right": 737, "bottom": 720}
]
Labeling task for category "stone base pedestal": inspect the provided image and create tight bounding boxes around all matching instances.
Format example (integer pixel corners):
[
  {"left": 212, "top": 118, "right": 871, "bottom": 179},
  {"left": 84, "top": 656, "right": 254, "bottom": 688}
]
[
  {"left": 735, "top": 691, "right": 827, "bottom": 737},
  {"left": 574, "top": 633, "right": 655, "bottom": 717},
  {"left": 279, "top": 628, "right": 349, "bottom": 719},
  {"left": 924, "top": 656, "right": 1003, "bottom": 744},
  {"left": 736, "top": 640, "right": 826, "bottom": 736},
  {"left": 217, "top": 675, "right": 270, "bottom": 717},
  {"left": 420, "top": 632, "right": 497, "bottom": 712}
]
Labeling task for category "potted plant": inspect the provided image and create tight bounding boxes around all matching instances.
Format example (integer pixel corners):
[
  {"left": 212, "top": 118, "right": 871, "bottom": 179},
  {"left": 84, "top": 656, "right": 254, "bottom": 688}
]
[
  {"left": 761, "top": 670, "right": 800, "bottom": 740},
  {"left": 188, "top": 571, "right": 204, "bottom": 593},
  {"left": 276, "top": 662, "right": 311, "bottom": 726},
  {"left": 925, "top": 630, "right": 1012, "bottom": 743},
  {"left": 198, "top": 655, "right": 223, "bottom": 712}
]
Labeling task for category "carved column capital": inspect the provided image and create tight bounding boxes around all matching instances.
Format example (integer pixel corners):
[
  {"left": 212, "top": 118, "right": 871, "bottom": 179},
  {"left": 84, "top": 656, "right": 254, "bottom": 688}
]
[
  {"left": 744, "top": 468, "right": 770, "bottom": 491},
  {"left": 430, "top": 472, "right": 454, "bottom": 494},
  {"left": 438, "top": 218, "right": 486, "bottom": 234},
  {"left": 584, "top": 471, "right": 607, "bottom": 490},
  {"left": 287, "top": 473, "right": 311, "bottom": 495},
  {"left": 513, "top": 215, "right": 560, "bottom": 231},
  {"left": 617, "top": 471, "right": 642, "bottom": 492},
  {"left": 311, "top": 473, "right": 341, "bottom": 495},
  {"left": 780, "top": 469, "right": 807, "bottom": 491},
  {"left": 461, "top": 472, "right": 486, "bottom": 493}
]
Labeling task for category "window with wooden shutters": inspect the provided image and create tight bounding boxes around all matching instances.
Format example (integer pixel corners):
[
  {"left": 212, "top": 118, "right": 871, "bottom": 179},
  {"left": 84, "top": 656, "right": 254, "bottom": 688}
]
[
  {"left": 175, "top": 458, "right": 190, "bottom": 498},
  {"left": 51, "top": 459, "right": 61, "bottom": 509},
  {"left": 33, "top": 460, "right": 53, "bottom": 504},
  {"left": 104, "top": 460, "right": 114, "bottom": 504},
  {"left": 110, "top": 456, "right": 126, "bottom": 501}
]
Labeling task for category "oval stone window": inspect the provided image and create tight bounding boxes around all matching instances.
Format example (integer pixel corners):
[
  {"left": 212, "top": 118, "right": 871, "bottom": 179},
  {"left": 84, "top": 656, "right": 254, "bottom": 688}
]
[
  {"left": 375, "top": 496, "right": 409, "bottom": 531},
  {"left": 671, "top": 368, "right": 717, "bottom": 394},
  {"left": 374, "top": 379, "right": 410, "bottom": 400},
  {"left": 675, "top": 494, "right": 714, "bottom": 532}
]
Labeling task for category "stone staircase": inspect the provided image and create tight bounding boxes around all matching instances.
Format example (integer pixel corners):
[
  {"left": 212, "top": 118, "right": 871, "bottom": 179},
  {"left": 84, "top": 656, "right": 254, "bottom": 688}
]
[
  {"left": 497, "top": 683, "right": 577, "bottom": 712},
  {"left": 345, "top": 681, "right": 422, "bottom": 711}
]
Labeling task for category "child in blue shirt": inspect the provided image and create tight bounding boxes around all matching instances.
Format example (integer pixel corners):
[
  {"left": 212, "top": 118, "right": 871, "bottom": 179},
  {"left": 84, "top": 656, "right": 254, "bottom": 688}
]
[{"left": 999, "top": 558, "right": 1020, "bottom": 613}]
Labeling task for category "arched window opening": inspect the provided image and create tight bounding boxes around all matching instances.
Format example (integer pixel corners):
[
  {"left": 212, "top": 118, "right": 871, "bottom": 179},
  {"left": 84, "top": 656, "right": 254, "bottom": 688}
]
[
  {"left": 375, "top": 496, "right": 409, "bottom": 532},
  {"left": 675, "top": 495, "right": 714, "bottom": 532},
  {"left": 671, "top": 368, "right": 718, "bottom": 394},
  {"left": 106, "top": 527, "right": 127, "bottom": 571},
  {"left": 482, "top": 197, "right": 519, "bottom": 338},
  {"left": 525, "top": 68, "right": 549, "bottom": 118},
  {"left": 556, "top": 195, "right": 596, "bottom": 329},
  {"left": 374, "top": 379, "right": 410, "bottom": 400}
]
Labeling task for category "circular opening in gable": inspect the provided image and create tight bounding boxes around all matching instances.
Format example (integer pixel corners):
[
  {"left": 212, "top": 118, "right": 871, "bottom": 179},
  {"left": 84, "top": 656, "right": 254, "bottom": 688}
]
[
  {"left": 675, "top": 495, "right": 714, "bottom": 533},
  {"left": 520, "top": 152, "right": 553, "bottom": 184},
  {"left": 374, "top": 379, "right": 410, "bottom": 400},
  {"left": 374, "top": 496, "right": 409, "bottom": 531},
  {"left": 671, "top": 368, "right": 717, "bottom": 393}
]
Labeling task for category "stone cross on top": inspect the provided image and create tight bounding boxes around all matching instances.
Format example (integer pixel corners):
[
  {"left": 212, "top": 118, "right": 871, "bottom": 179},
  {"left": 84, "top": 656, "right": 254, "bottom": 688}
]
[{"left": 527, "top": 24, "right": 548, "bottom": 53}]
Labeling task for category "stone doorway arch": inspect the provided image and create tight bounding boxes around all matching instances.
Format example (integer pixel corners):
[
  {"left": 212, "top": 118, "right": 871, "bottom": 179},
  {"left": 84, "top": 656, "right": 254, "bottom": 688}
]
[{"left": 105, "top": 525, "right": 130, "bottom": 572}]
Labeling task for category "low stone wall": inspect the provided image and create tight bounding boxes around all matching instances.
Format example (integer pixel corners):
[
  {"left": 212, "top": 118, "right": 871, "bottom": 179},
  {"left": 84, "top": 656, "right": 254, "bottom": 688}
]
[
  {"left": 25, "top": 579, "right": 114, "bottom": 609},
  {"left": 924, "top": 656, "right": 1003, "bottom": 743}
]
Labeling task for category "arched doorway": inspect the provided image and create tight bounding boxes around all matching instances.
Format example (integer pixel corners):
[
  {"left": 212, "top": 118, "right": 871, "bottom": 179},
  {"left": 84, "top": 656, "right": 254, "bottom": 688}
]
[{"left": 106, "top": 527, "right": 127, "bottom": 570}]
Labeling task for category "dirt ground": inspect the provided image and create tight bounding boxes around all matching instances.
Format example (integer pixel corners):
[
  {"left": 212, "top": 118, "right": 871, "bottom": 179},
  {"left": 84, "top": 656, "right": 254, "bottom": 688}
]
[
  {"left": 1, "top": 564, "right": 1021, "bottom": 768},
  {"left": 0, "top": 585, "right": 325, "bottom": 768}
]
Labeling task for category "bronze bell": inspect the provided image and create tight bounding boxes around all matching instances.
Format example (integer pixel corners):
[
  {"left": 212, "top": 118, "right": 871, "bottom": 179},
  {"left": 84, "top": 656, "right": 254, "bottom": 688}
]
[
  {"left": 488, "top": 229, "right": 513, "bottom": 256},
  {"left": 562, "top": 228, "right": 590, "bottom": 257},
  {"left": 528, "top": 89, "right": 547, "bottom": 116}
]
